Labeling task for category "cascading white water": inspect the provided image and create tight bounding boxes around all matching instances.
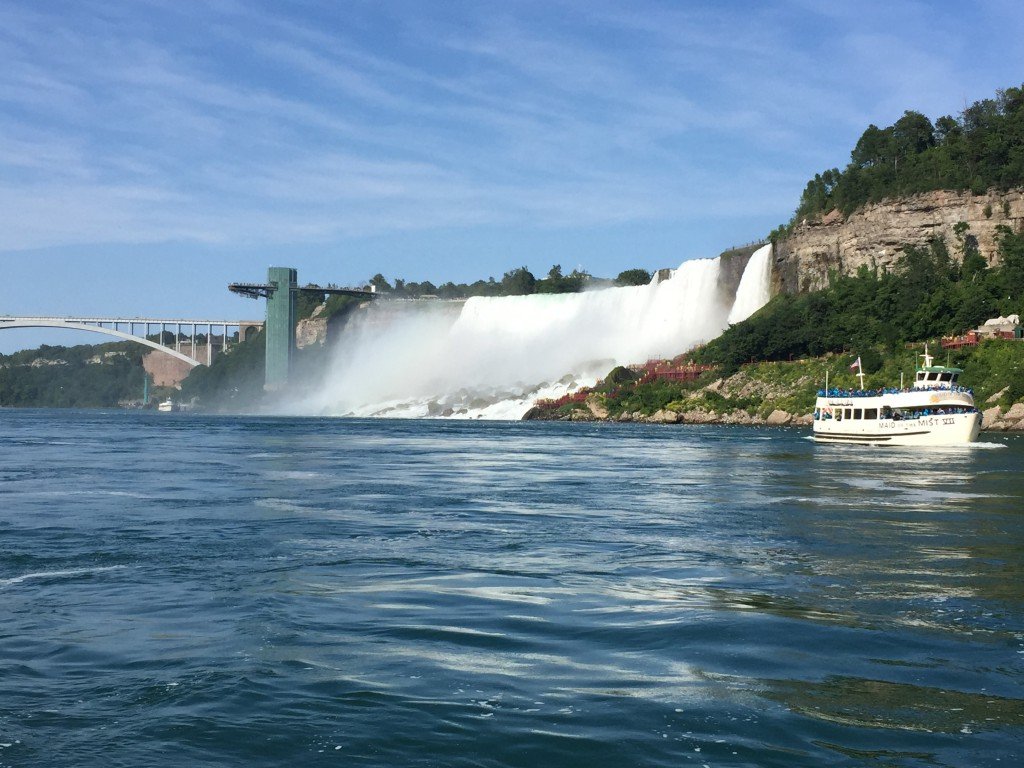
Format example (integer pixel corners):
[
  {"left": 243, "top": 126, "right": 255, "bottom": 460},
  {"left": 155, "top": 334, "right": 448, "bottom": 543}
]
[
  {"left": 288, "top": 244, "right": 773, "bottom": 419},
  {"left": 727, "top": 243, "right": 773, "bottom": 324}
]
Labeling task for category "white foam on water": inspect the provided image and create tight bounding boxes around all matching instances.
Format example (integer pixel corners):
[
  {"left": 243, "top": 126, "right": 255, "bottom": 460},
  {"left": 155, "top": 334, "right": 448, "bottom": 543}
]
[
  {"left": 0, "top": 565, "right": 127, "bottom": 589},
  {"left": 286, "top": 247, "right": 773, "bottom": 420}
]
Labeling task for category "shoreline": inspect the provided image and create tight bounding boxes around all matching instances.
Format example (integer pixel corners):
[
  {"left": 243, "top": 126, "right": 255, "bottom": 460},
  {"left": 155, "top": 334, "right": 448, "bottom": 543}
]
[
  {"left": 522, "top": 404, "right": 812, "bottom": 427},
  {"left": 522, "top": 401, "right": 1024, "bottom": 432}
]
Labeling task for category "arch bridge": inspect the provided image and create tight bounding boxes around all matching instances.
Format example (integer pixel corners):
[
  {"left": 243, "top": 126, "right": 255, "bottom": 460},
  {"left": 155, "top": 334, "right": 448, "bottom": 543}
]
[{"left": 0, "top": 316, "right": 263, "bottom": 367}]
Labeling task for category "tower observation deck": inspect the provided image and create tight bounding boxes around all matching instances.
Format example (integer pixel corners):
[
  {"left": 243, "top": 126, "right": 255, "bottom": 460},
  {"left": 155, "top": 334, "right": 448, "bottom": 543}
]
[{"left": 229, "top": 269, "right": 377, "bottom": 390}]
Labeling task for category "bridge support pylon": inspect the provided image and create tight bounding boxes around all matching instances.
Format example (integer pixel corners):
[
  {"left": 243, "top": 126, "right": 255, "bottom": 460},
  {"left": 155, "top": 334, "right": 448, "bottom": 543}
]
[{"left": 265, "top": 267, "right": 297, "bottom": 391}]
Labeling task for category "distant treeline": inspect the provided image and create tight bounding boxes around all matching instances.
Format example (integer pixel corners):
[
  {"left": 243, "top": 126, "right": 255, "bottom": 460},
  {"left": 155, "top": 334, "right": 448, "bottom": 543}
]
[
  {"left": 693, "top": 225, "right": 1024, "bottom": 372},
  {"left": 774, "top": 84, "right": 1024, "bottom": 237},
  {"left": 355, "top": 266, "right": 654, "bottom": 300}
]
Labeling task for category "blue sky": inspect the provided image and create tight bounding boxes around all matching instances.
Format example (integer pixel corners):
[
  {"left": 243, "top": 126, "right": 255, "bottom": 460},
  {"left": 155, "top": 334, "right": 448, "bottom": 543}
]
[{"left": 2, "top": 0, "right": 1023, "bottom": 352}]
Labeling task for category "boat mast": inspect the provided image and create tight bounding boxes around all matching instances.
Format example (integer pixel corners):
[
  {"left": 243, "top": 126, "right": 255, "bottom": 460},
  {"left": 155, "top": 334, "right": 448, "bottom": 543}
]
[
  {"left": 851, "top": 355, "right": 865, "bottom": 390},
  {"left": 920, "top": 343, "right": 933, "bottom": 369}
]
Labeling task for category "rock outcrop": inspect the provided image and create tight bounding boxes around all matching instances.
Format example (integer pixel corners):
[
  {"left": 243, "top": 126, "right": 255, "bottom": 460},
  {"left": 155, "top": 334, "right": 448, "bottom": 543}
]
[
  {"left": 648, "top": 409, "right": 680, "bottom": 424},
  {"left": 716, "top": 243, "right": 760, "bottom": 306},
  {"left": 585, "top": 394, "right": 609, "bottom": 420},
  {"left": 296, "top": 317, "right": 328, "bottom": 348},
  {"left": 773, "top": 188, "right": 1024, "bottom": 294},
  {"left": 985, "top": 402, "right": 1024, "bottom": 431},
  {"left": 765, "top": 409, "right": 793, "bottom": 426}
]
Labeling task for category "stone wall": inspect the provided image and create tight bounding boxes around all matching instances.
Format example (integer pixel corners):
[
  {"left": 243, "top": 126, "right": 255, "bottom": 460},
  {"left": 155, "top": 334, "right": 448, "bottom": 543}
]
[
  {"left": 143, "top": 350, "right": 197, "bottom": 388},
  {"left": 773, "top": 188, "right": 1024, "bottom": 294}
]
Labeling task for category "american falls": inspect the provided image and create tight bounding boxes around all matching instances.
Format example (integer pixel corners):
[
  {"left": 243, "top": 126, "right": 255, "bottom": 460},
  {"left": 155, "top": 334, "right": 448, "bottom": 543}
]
[{"left": 285, "top": 243, "right": 773, "bottom": 419}]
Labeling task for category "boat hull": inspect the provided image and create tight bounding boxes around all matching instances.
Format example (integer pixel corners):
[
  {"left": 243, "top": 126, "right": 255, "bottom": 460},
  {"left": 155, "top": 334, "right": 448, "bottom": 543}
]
[{"left": 813, "top": 410, "right": 980, "bottom": 446}]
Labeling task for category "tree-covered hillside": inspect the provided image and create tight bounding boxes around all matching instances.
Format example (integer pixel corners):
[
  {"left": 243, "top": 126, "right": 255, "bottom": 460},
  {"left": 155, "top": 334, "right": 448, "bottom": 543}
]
[
  {"left": 774, "top": 84, "right": 1024, "bottom": 237},
  {"left": 0, "top": 341, "right": 149, "bottom": 407},
  {"left": 693, "top": 226, "right": 1024, "bottom": 372},
  {"left": 179, "top": 330, "right": 267, "bottom": 408}
]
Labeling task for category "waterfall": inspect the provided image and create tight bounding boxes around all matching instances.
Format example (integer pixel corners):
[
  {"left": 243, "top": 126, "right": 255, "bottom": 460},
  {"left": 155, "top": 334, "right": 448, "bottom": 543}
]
[
  {"left": 289, "top": 244, "right": 773, "bottom": 419},
  {"left": 727, "top": 243, "right": 773, "bottom": 324}
]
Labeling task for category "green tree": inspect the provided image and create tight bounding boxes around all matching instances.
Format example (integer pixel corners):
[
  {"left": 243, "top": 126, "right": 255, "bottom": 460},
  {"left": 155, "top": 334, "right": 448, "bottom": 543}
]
[
  {"left": 892, "top": 110, "right": 935, "bottom": 158},
  {"left": 773, "top": 83, "right": 1024, "bottom": 227},
  {"left": 851, "top": 124, "right": 891, "bottom": 169},
  {"left": 501, "top": 267, "right": 536, "bottom": 295},
  {"left": 536, "top": 264, "right": 565, "bottom": 294},
  {"left": 296, "top": 290, "right": 324, "bottom": 320},
  {"left": 615, "top": 268, "right": 653, "bottom": 286},
  {"left": 954, "top": 221, "right": 988, "bottom": 281},
  {"left": 996, "top": 225, "right": 1024, "bottom": 297}
]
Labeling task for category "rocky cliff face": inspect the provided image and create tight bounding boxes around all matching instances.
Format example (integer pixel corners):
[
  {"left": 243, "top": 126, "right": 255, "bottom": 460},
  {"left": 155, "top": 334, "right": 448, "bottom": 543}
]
[
  {"left": 773, "top": 188, "right": 1024, "bottom": 294},
  {"left": 296, "top": 317, "right": 328, "bottom": 348},
  {"left": 716, "top": 243, "right": 759, "bottom": 306}
]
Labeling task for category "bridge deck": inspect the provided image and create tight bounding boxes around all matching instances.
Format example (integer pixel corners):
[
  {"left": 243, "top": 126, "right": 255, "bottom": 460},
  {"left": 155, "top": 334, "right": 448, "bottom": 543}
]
[
  {"left": 1, "top": 315, "right": 261, "bottom": 325},
  {"left": 0, "top": 316, "right": 264, "bottom": 367}
]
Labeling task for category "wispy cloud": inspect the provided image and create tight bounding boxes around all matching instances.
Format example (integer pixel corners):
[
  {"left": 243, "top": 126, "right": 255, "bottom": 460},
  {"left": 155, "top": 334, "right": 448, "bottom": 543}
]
[{"left": 0, "top": 0, "right": 1020, "bottom": 258}]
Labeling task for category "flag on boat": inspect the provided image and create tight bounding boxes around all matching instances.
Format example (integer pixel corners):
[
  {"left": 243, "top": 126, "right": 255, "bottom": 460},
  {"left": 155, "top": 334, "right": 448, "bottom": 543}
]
[{"left": 849, "top": 356, "right": 862, "bottom": 371}]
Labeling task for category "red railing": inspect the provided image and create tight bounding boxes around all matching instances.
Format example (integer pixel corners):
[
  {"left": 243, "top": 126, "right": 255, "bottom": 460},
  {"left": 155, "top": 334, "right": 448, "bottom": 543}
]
[
  {"left": 628, "top": 357, "right": 716, "bottom": 382},
  {"left": 534, "top": 391, "right": 591, "bottom": 408},
  {"left": 941, "top": 330, "right": 1021, "bottom": 349},
  {"left": 533, "top": 357, "right": 718, "bottom": 410}
]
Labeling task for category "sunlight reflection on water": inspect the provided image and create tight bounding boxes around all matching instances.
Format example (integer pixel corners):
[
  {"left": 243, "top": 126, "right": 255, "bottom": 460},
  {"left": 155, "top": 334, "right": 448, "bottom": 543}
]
[{"left": 0, "top": 412, "right": 1021, "bottom": 767}]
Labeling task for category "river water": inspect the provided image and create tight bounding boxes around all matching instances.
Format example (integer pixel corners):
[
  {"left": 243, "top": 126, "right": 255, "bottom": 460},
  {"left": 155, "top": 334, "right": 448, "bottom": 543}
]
[{"left": 1, "top": 410, "right": 1022, "bottom": 767}]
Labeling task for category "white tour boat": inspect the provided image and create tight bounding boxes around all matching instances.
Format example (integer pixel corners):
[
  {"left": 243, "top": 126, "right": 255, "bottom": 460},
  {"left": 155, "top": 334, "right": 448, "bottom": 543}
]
[
  {"left": 813, "top": 347, "right": 981, "bottom": 446},
  {"left": 157, "top": 398, "right": 178, "bottom": 413}
]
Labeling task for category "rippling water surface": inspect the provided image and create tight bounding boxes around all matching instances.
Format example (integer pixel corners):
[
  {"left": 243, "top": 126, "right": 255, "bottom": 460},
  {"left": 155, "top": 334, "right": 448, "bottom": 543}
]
[{"left": 1, "top": 410, "right": 1023, "bottom": 767}]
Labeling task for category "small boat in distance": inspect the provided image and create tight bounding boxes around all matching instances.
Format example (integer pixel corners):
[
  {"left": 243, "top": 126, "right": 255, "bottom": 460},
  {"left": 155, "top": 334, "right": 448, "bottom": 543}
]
[
  {"left": 157, "top": 398, "right": 178, "bottom": 413},
  {"left": 813, "top": 346, "right": 981, "bottom": 446}
]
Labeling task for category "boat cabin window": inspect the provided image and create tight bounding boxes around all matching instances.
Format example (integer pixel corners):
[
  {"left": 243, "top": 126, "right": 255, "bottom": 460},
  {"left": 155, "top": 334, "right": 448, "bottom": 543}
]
[
  {"left": 939, "top": 372, "right": 952, "bottom": 382},
  {"left": 853, "top": 408, "right": 863, "bottom": 419},
  {"left": 864, "top": 408, "right": 878, "bottom": 419},
  {"left": 835, "top": 409, "right": 843, "bottom": 422},
  {"left": 844, "top": 408, "right": 852, "bottom": 420}
]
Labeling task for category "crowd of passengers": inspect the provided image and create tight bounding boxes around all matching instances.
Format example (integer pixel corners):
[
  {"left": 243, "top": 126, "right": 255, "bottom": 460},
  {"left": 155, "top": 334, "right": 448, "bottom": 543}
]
[
  {"left": 816, "top": 385, "right": 974, "bottom": 398},
  {"left": 815, "top": 405, "right": 978, "bottom": 420}
]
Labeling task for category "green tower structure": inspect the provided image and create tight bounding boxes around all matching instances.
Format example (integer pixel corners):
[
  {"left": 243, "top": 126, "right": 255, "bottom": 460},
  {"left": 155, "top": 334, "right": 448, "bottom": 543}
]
[{"left": 265, "top": 266, "right": 297, "bottom": 391}]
